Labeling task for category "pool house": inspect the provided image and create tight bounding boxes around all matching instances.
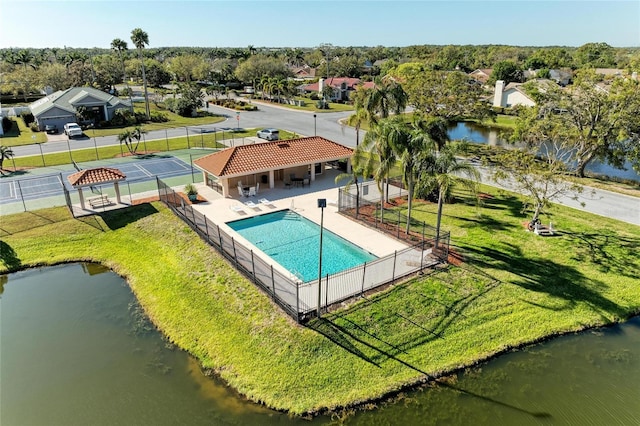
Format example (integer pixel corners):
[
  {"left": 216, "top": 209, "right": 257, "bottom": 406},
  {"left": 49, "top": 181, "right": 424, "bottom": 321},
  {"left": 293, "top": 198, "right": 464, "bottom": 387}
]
[{"left": 192, "top": 136, "right": 354, "bottom": 198}]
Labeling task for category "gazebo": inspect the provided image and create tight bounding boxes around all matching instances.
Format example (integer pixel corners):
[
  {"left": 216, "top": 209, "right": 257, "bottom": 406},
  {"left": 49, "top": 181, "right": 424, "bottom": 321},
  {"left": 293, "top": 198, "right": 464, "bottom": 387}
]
[
  {"left": 67, "top": 167, "right": 126, "bottom": 210},
  {"left": 193, "top": 136, "right": 354, "bottom": 197}
]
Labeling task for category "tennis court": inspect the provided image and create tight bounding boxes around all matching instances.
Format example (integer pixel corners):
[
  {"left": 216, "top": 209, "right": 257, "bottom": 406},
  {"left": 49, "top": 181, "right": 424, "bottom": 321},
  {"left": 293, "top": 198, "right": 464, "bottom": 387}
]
[{"left": 0, "top": 157, "right": 193, "bottom": 204}]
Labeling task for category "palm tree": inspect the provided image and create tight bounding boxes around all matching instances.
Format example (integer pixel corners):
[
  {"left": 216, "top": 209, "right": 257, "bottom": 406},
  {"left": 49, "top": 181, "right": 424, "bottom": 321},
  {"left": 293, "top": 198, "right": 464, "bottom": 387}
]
[
  {"left": 355, "top": 118, "right": 399, "bottom": 224},
  {"left": 412, "top": 113, "right": 450, "bottom": 151},
  {"left": 0, "top": 145, "right": 15, "bottom": 173},
  {"left": 335, "top": 157, "right": 365, "bottom": 219},
  {"left": 365, "top": 77, "right": 408, "bottom": 126},
  {"left": 110, "top": 38, "right": 129, "bottom": 87},
  {"left": 117, "top": 126, "right": 144, "bottom": 155},
  {"left": 131, "top": 28, "right": 150, "bottom": 120},
  {"left": 417, "top": 142, "right": 480, "bottom": 248},
  {"left": 383, "top": 117, "right": 433, "bottom": 234}
]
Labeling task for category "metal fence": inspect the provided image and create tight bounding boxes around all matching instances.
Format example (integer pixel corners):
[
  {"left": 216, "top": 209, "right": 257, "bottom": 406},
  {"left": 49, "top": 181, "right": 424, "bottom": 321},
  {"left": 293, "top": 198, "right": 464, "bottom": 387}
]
[
  {"left": 157, "top": 178, "right": 443, "bottom": 323},
  {"left": 338, "top": 180, "right": 451, "bottom": 259}
]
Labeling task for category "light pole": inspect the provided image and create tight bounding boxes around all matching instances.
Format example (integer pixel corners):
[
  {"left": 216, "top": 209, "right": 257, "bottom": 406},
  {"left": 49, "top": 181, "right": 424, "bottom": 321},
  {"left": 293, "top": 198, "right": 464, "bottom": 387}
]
[
  {"left": 313, "top": 113, "right": 317, "bottom": 136},
  {"left": 317, "top": 198, "right": 326, "bottom": 318}
]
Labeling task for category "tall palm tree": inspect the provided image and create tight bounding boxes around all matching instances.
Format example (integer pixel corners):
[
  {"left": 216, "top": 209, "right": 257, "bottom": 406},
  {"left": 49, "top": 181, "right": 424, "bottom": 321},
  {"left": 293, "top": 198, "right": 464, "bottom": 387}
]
[
  {"left": 412, "top": 113, "right": 450, "bottom": 151},
  {"left": 131, "top": 28, "right": 150, "bottom": 120},
  {"left": 110, "top": 38, "right": 128, "bottom": 86},
  {"left": 417, "top": 142, "right": 480, "bottom": 248},
  {"left": 382, "top": 117, "right": 433, "bottom": 234},
  {"left": 355, "top": 118, "right": 399, "bottom": 224}
]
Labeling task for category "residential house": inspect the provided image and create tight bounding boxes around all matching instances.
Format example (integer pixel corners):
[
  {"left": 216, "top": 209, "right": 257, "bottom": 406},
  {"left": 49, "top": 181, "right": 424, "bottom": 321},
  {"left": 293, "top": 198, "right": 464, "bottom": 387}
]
[
  {"left": 290, "top": 65, "right": 317, "bottom": 81},
  {"left": 493, "top": 80, "right": 535, "bottom": 108},
  {"left": 548, "top": 69, "right": 573, "bottom": 86},
  {"left": 299, "top": 77, "right": 363, "bottom": 102},
  {"left": 469, "top": 69, "right": 493, "bottom": 85},
  {"left": 29, "top": 86, "right": 132, "bottom": 131}
]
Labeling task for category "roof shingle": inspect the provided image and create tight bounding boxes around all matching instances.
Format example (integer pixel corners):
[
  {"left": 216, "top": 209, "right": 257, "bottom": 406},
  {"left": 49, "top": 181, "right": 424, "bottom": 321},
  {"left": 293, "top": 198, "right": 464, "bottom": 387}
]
[
  {"left": 67, "top": 167, "right": 126, "bottom": 186},
  {"left": 194, "top": 136, "right": 353, "bottom": 177}
]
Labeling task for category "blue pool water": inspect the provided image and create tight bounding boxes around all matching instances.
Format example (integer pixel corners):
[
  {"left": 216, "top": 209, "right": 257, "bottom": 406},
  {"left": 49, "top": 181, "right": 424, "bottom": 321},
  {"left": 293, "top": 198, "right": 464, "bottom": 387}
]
[{"left": 227, "top": 210, "right": 377, "bottom": 282}]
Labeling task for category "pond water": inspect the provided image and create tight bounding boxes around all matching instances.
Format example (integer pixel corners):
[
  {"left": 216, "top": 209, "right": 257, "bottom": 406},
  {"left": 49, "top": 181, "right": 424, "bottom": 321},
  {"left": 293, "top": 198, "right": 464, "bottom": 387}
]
[
  {"left": 448, "top": 122, "right": 640, "bottom": 182},
  {"left": 2, "top": 264, "right": 639, "bottom": 425}
]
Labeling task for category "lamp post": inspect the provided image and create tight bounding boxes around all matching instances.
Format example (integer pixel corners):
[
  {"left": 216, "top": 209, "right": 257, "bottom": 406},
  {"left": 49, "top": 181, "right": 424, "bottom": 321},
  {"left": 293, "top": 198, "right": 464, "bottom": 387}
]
[
  {"left": 313, "top": 114, "right": 317, "bottom": 136},
  {"left": 317, "top": 198, "right": 326, "bottom": 317}
]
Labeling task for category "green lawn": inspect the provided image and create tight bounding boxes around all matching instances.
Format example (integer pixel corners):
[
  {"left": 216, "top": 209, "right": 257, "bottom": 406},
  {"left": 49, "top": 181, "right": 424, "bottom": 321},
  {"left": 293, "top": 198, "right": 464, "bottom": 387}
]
[
  {"left": 1, "top": 118, "right": 48, "bottom": 146},
  {"left": 1, "top": 186, "right": 638, "bottom": 416}
]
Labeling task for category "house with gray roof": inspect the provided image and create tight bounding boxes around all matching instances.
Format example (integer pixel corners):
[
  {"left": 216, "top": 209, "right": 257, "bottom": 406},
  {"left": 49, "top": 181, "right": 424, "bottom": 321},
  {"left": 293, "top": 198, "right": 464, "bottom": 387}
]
[{"left": 29, "top": 86, "right": 132, "bottom": 131}]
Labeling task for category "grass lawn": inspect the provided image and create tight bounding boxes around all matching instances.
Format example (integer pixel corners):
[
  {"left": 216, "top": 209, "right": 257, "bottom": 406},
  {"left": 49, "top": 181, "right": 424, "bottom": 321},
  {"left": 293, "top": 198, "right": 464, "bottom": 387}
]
[
  {"left": 1, "top": 186, "right": 638, "bottom": 416},
  {"left": 1, "top": 118, "right": 48, "bottom": 146}
]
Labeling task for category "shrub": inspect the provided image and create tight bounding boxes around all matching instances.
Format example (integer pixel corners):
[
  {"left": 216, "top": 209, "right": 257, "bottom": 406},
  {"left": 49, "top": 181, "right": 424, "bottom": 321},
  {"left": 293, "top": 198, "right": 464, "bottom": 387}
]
[
  {"left": 2, "top": 117, "right": 12, "bottom": 133},
  {"left": 309, "top": 93, "right": 320, "bottom": 100},
  {"left": 149, "top": 111, "right": 168, "bottom": 123},
  {"left": 29, "top": 122, "right": 39, "bottom": 132},
  {"left": 21, "top": 111, "right": 34, "bottom": 126}
]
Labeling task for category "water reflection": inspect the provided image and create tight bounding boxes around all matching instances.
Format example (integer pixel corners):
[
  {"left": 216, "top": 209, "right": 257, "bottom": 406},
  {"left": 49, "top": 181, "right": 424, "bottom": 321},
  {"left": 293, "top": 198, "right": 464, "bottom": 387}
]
[{"left": 448, "top": 122, "right": 640, "bottom": 182}]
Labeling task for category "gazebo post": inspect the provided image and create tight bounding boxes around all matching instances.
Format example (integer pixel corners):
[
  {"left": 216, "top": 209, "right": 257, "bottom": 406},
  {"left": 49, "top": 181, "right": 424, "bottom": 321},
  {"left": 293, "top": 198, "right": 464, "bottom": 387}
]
[
  {"left": 78, "top": 188, "right": 86, "bottom": 210},
  {"left": 114, "top": 182, "right": 122, "bottom": 204}
]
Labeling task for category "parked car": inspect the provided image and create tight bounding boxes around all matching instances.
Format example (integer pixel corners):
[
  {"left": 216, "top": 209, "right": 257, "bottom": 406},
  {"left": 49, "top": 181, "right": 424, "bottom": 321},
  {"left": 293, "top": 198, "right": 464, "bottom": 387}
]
[
  {"left": 63, "top": 122, "right": 83, "bottom": 138},
  {"left": 256, "top": 128, "right": 279, "bottom": 141},
  {"left": 44, "top": 124, "right": 58, "bottom": 134}
]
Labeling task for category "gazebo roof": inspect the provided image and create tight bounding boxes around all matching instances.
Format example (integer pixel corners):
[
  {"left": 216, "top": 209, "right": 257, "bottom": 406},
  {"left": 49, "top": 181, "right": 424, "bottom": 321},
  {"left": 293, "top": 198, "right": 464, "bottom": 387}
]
[
  {"left": 194, "top": 136, "right": 353, "bottom": 177},
  {"left": 67, "top": 167, "right": 126, "bottom": 187}
]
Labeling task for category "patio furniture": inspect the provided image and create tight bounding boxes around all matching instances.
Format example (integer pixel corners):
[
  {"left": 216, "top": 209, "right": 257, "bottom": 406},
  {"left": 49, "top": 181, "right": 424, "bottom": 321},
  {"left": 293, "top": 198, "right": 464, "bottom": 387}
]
[
  {"left": 244, "top": 200, "right": 260, "bottom": 210},
  {"left": 87, "top": 194, "right": 112, "bottom": 209},
  {"left": 248, "top": 186, "right": 257, "bottom": 197},
  {"left": 230, "top": 204, "right": 245, "bottom": 214},
  {"left": 291, "top": 177, "right": 304, "bottom": 187},
  {"left": 237, "top": 187, "right": 246, "bottom": 197},
  {"left": 259, "top": 198, "right": 275, "bottom": 207}
]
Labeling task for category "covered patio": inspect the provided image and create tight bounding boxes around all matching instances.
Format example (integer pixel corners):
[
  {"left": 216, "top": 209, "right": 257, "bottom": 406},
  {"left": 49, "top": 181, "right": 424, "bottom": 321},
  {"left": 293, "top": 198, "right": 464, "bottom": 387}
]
[{"left": 192, "top": 136, "right": 354, "bottom": 198}]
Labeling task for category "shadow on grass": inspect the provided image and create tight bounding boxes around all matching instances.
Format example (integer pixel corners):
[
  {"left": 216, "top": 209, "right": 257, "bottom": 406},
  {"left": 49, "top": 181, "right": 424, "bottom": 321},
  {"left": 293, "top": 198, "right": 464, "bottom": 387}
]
[
  {"left": 307, "top": 267, "right": 500, "bottom": 365},
  {"left": 99, "top": 202, "right": 159, "bottom": 230},
  {"left": 564, "top": 230, "right": 640, "bottom": 280},
  {"left": 462, "top": 242, "right": 626, "bottom": 319},
  {"left": 0, "top": 240, "right": 21, "bottom": 270}
]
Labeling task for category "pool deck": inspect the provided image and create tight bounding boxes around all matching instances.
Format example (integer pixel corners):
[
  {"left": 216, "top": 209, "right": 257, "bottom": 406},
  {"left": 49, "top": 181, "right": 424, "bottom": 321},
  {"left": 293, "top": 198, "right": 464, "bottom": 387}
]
[{"left": 191, "top": 168, "right": 409, "bottom": 260}]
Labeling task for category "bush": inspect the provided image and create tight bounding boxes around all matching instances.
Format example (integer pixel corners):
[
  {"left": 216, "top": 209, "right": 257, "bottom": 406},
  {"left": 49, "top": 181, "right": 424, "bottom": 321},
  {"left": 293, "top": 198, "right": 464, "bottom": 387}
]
[
  {"left": 29, "top": 122, "right": 39, "bottom": 132},
  {"left": 310, "top": 93, "right": 320, "bottom": 100},
  {"left": 21, "top": 111, "right": 34, "bottom": 126},
  {"left": 149, "top": 111, "right": 168, "bottom": 122},
  {"left": 2, "top": 117, "right": 12, "bottom": 133}
]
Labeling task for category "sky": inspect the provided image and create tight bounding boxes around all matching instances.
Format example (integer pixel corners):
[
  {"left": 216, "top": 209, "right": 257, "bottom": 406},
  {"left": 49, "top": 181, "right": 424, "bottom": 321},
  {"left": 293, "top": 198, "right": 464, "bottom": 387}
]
[{"left": 0, "top": 0, "right": 638, "bottom": 49}]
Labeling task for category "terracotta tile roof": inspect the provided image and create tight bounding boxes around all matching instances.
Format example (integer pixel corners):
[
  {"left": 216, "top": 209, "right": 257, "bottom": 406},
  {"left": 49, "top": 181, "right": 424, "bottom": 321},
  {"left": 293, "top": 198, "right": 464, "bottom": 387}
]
[
  {"left": 194, "top": 136, "right": 353, "bottom": 177},
  {"left": 301, "top": 77, "right": 363, "bottom": 92},
  {"left": 67, "top": 167, "right": 126, "bottom": 187}
]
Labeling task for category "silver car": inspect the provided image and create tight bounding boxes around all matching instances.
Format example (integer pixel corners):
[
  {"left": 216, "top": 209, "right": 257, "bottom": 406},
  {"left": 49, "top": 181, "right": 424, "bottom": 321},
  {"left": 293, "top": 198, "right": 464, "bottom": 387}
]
[{"left": 256, "top": 128, "right": 279, "bottom": 141}]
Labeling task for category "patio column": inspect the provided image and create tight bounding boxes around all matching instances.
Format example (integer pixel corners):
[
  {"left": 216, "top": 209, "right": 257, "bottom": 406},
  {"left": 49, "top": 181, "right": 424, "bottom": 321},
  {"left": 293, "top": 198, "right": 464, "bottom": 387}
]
[
  {"left": 114, "top": 182, "right": 122, "bottom": 204},
  {"left": 310, "top": 164, "right": 316, "bottom": 181},
  {"left": 346, "top": 158, "right": 352, "bottom": 173},
  {"left": 78, "top": 187, "right": 86, "bottom": 209},
  {"left": 222, "top": 178, "right": 230, "bottom": 197},
  {"left": 269, "top": 170, "right": 275, "bottom": 189}
]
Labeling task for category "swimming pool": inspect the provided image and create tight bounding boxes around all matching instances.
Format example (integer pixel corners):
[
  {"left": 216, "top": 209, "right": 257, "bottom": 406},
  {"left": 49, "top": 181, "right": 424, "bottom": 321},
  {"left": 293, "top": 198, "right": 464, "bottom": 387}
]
[{"left": 227, "top": 210, "right": 377, "bottom": 282}]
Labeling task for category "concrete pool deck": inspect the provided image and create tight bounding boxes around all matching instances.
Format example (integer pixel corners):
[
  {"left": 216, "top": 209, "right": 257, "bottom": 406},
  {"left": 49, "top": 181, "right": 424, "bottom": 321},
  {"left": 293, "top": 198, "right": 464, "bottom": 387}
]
[{"left": 190, "top": 168, "right": 410, "bottom": 259}]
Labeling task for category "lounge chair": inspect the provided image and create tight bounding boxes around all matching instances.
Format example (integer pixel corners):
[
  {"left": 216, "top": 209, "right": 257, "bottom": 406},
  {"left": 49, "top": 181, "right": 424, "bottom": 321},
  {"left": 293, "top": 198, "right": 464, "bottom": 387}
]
[
  {"left": 259, "top": 198, "right": 275, "bottom": 207},
  {"left": 244, "top": 200, "right": 260, "bottom": 210},
  {"left": 230, "top": 204, "right": 245, "bottom": 214}
]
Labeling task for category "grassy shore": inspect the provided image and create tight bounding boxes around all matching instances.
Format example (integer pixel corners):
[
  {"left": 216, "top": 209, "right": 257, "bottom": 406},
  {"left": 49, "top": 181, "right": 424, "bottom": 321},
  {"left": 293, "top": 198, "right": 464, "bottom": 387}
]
[{"left": 1, "top": 187, "right": 638, "bottom": 415}]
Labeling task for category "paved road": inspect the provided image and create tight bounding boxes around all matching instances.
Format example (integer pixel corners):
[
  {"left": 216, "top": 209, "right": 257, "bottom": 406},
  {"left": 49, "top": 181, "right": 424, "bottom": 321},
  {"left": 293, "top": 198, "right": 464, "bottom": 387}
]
[{"left": 8, "top": 100, "right": 639, "bottom": 226}]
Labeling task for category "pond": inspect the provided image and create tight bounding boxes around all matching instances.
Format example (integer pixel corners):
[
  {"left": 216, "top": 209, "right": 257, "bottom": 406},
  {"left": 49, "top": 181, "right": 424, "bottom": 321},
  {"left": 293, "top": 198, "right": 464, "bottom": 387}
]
[
  {"left": 448, "top": 122, "right": 640, "bottom": 182},
  {"left": 2, "top": 264, "right": 639, "bottom": 425}
]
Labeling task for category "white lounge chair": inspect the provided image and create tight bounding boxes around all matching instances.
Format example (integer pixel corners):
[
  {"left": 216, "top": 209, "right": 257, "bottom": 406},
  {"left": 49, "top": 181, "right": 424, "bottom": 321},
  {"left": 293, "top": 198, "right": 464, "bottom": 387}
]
[
  {"left": 244, "top": 200, "right": 260, "bottom": 210},
  {"left": 259, "top": 198, "right": 275, "bottom": 207},
  {"left": 230, "top": 204, "right": 245, "bottom": 214}
]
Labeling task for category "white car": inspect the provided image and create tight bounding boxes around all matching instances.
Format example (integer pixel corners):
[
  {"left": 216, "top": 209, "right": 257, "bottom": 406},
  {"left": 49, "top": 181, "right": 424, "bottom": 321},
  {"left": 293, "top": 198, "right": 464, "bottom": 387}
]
[
  {"left": 64, "top": 122, "right": 83, "bottom": 138},
  {"left": 256, "top": 128, "right": 279, "bottom": 141}
]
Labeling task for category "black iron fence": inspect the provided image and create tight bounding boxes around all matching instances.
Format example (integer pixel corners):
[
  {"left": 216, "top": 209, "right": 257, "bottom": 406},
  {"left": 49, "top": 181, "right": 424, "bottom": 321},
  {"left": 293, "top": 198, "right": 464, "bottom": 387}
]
[{"left": 157, "top": 178, "right": 445, "bottom": 322}]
